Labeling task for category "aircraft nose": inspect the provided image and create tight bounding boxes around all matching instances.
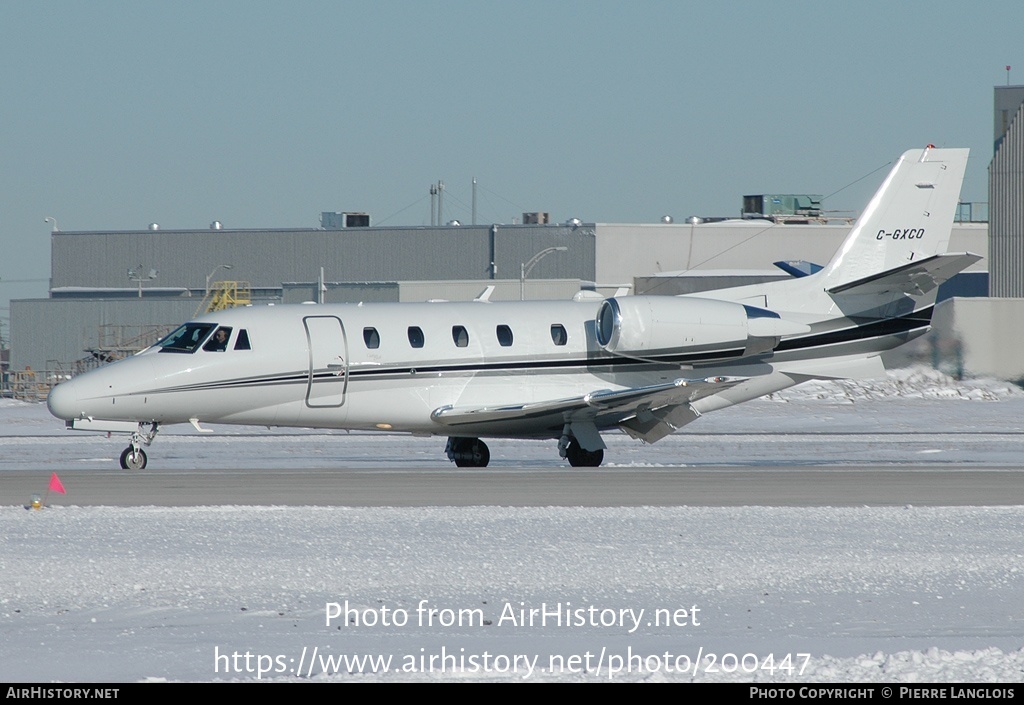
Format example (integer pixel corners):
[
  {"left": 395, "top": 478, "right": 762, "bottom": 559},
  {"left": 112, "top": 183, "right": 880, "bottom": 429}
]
[{"left": 47, "top": 378, "right": 82, "bottom": 420}]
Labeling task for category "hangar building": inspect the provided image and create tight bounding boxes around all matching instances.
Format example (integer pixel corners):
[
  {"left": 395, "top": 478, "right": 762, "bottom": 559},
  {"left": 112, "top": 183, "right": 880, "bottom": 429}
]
[
  {"left": 10, "top": 218, "right": 986, "bottom": 376},
  {"left": 8, "top": 83, "right": 1024, "bottom": 389}
]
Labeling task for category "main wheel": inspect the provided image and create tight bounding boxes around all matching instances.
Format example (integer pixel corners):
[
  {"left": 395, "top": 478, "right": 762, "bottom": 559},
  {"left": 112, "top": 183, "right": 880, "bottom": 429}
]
[
  {"left": 565, "top": 439, "right": 603, "bottom": 467},
  {"left": 448, "top": 437, "right": 491, "bottom": 467},
  {"left": 120, "top": 446, "right": 148, "bottom": 470}
]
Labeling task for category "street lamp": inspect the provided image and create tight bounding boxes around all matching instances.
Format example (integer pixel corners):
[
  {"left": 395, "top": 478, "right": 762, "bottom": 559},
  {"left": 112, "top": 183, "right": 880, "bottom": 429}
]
[
  {"left": 205, "top": 264, "right": 233, "bottom": 296},
  {"left": 127, "top": 266, "right": 158, "bottom": 298},
  {"left": 44, "top": 217, "right": 58, "bottom": 232},
  {"left": 520, "top": 246, "right": 568, "bottom": 300}
]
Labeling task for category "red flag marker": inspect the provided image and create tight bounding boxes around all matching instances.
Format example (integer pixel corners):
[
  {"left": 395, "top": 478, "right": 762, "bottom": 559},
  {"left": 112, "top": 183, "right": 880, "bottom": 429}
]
[{"left": 49, "top": 473, "right": 66, "bottom": 495}]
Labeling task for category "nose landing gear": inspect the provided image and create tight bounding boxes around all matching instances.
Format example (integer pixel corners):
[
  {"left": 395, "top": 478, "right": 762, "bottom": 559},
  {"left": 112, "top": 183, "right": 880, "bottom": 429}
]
[
  {"left": 119, "top": 446, "right": 148, "bottom": 470},
  {"left": 119, "top": 423, "right": 159, "bottom": 470}
]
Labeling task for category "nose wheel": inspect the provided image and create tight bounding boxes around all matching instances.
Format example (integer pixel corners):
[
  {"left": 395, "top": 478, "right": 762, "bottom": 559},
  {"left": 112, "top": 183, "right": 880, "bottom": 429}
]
[
  {"left": 118, "top": 422, "right": 159, "bottom": 470},
  {"left": 120, "top": 446, "right": 148, "bottom": 470}
]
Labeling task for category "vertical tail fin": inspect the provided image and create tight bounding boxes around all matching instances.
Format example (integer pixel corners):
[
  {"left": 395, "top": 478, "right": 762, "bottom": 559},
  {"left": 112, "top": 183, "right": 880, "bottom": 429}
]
[{"left": 819, "top": 146, "right": 969, "bottom": 291}]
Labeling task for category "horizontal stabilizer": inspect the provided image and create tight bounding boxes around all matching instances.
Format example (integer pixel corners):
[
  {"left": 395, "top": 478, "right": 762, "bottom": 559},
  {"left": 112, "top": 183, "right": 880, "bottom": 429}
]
[
  {"left": 826, "top": 252, "right": 982, "bottom": 297},
  {"left": 774, "top": 260, "right": 823, "bottom": 278}
]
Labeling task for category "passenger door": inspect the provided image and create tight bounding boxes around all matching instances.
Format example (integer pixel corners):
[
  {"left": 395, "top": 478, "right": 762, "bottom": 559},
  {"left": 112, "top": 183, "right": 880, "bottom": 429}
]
[{"left": 303, "top": 315, "right": 348, "bottom": 408}]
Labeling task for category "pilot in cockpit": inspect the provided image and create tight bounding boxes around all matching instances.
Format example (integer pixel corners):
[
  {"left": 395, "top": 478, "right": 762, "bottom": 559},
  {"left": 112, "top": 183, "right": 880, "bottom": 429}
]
[{"left": 204, "top": 327, "right": 230, "bottom": 352}]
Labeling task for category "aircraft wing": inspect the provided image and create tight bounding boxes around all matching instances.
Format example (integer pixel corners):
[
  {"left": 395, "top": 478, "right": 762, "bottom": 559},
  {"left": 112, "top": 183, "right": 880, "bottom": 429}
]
[
  {"left": 826, "top": 252, "right": 982, "bottom": 297},
  {"left": 430, "top": 375, "right": 746, "bottom": 447}
]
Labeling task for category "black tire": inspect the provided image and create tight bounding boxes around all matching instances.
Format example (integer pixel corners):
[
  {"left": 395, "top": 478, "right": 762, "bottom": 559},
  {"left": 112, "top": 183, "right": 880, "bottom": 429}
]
[
  {"left": 119, "top": 446, "right": 147, "bottom": 470},
  {"left": 566, "top": 439, "right": 603, "bottom": 467},
  {"left": 452, "top": 438, "right": 490, "bottom": 468}
]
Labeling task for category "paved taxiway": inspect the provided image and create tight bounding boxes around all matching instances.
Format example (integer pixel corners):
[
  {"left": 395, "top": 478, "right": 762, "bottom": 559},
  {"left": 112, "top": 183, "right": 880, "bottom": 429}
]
[
  {"left": 4, "top": 467, "right": 1024, "bottom": 507},
  {"left": 6, "top": 387, "right": 1024, "bottom": 508}
]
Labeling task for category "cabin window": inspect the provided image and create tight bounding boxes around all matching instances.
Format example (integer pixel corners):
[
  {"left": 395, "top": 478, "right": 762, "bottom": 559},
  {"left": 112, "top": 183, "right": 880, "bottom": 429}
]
[
  {"left": 496, "top": 324, "right": 513, "bottom": 347},
  {"left": 203, "top": 326, "right": 233, "bottom": 352},
  {"left": 363, "top": 327, "right": 380, "bottom": 349},
  {"left": 408, "top": 326, "right": 424, "bottom": 348},
  {"left": 550, "top": 324, "right": 568, "bottom": 346},
  {"left": 234, "top": 329, "right": 252, "bottom": 350},
  {"left": 452, "top": 325, "right": 469, "bottom": 348},
  {"left": 157, "top": 322, "right": 215, "bottom": 353}
]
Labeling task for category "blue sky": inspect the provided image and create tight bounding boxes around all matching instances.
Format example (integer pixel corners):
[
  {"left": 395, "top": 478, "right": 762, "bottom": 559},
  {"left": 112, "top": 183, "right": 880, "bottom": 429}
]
[{"left": 2, "top": 1, "right": 1022, "bottom": 319}]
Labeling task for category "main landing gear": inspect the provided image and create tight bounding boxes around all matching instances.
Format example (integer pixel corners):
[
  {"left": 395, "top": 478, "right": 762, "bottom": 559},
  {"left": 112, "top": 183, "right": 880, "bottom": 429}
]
[
  {"left": 445, "top": 437, "right": 491, "bottom": 467},
  {"left": 119, "top": 423, "right": 159, "bottom": 470},
  {"left": 444, "top": 434, "right": 606, "bottom": 467},
  {"left": 563, "top": 439, "right": 604, "bottom": 468}
]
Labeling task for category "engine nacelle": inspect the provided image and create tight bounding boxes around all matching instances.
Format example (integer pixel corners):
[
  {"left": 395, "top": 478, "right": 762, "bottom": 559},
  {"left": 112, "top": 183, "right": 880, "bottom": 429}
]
[{"left": 595, "top": 296, "right": 807, "bottom": 360}]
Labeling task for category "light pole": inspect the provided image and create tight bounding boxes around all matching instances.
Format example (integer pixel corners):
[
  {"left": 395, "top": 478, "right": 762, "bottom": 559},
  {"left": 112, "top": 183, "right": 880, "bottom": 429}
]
[
  {"left": 44, "top": 217, "right": 58, "bottom": 232},
  {"left": 127, "top": 266, "right": 158, "bottom": 298},
  {"left": 205, "top": 264, "right": 233, "bottom": 296},
  {"left": 520, "top": 246, "right": 568, "bottom": 300}
]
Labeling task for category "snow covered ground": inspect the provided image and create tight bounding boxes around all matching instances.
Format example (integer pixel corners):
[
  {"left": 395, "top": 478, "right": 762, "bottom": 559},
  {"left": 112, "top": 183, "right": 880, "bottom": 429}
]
[{"left": 2, "top": 368, "right": 1024, "bottom": 683}]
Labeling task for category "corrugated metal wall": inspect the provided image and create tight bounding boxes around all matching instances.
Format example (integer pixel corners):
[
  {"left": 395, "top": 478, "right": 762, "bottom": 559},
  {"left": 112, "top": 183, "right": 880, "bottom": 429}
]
[
  {"left": 10, "top": 298, "right": 197, "bottom": 370},
  {"left": 397, "top": 279, "right": 582, "bottom": 302},
  {"left": 50, "top": 224, "right": 597, "bottom": 291},
  {"left": 989, "top": 100, "right": 1024, "bottom": 297},
  {"left": 23, "top": 224, "right": 597, "bottom": 369}
]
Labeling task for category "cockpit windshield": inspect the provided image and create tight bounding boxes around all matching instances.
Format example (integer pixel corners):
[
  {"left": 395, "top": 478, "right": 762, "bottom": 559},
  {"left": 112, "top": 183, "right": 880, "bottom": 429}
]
[{"left": 156, "top": 323, "right": 216, "bottom": 353}]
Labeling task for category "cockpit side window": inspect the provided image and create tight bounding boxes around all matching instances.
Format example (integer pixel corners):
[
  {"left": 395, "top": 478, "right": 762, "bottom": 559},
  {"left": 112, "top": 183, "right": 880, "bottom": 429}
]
[
  {"left": 157, "top": 323, "right": 216, "bottom": 353},
  {"left": 234, "top": 329, "right": 252, "bottom": 351},
  {"left": 203, "top": 326, "right": 233, "bottom": 352}
]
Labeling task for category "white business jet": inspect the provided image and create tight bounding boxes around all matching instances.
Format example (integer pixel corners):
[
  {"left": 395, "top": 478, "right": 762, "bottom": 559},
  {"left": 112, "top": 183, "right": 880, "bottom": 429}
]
[{"left": 47, "top": 147, "right": 977, "bottom": 469}]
